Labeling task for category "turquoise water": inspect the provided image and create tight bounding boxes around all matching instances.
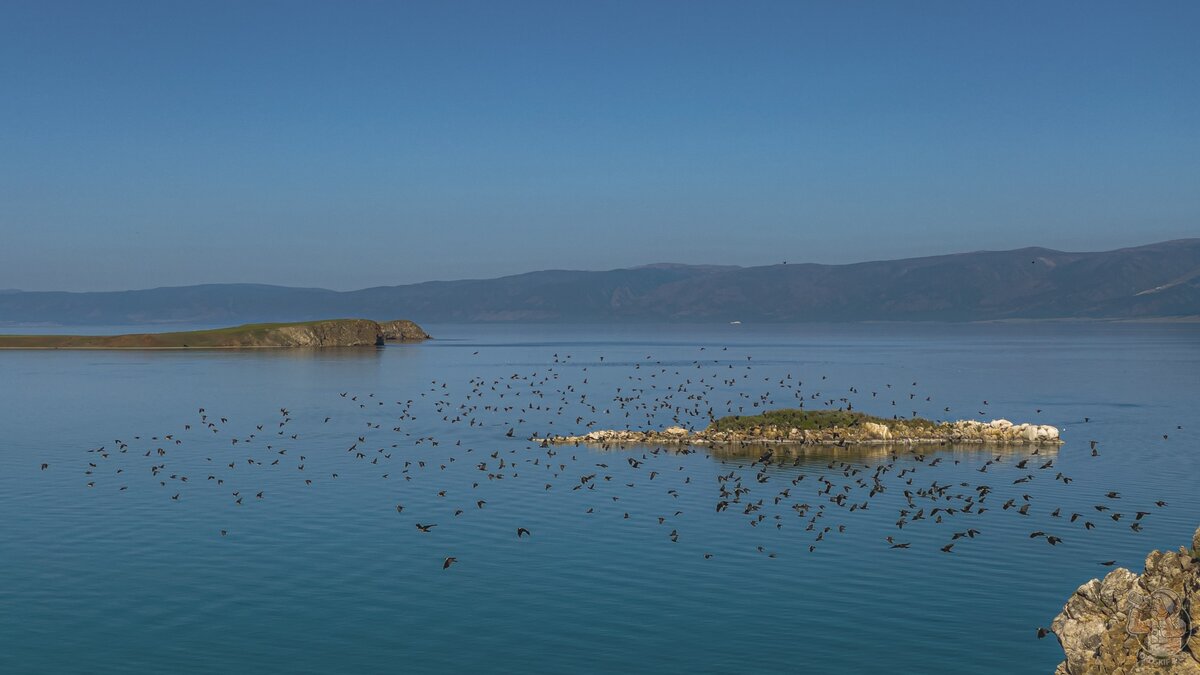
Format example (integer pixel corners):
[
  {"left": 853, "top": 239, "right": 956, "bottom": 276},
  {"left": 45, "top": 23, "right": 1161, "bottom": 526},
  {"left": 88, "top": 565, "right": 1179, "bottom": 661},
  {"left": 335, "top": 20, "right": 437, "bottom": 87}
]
[{"left": 1, "top": 323, "right": 1198, "bottom": 673}]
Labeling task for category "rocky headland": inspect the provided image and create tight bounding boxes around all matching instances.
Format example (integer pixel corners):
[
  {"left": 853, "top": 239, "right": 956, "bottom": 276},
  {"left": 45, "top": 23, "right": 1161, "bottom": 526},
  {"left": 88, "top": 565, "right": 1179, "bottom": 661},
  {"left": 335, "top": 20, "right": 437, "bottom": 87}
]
[
  {"left": 0, "top": 318, "right": 431, "bottom": 349},
  {"left": 542, "top": 409, "right": 1063, "bottom": 447},
  {"left": 1052, "top": 525, "right": 1200, "bottom": 674},
  {"left": 377, "top": 319, "right": 431, "bottom": 342}
]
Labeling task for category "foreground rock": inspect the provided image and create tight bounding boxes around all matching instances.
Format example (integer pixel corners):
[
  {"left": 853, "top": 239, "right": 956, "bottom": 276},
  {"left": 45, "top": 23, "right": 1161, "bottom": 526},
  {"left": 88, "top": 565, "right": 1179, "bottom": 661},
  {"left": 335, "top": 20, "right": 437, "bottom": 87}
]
[
  {"left": 0, "top": 318, "right": 430, "bottom": 349},
  {"left": 543, "top": 411, "right": 1062, "bottom": 447},
  {"left": 1052, "top": 525, "right": 1200, "bottom": 674}
]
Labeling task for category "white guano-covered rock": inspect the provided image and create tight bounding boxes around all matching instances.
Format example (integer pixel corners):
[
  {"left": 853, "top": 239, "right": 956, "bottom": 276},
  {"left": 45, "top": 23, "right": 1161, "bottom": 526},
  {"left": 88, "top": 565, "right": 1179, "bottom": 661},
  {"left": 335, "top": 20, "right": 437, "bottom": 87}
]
[{"left": 862, "top": 421, "right": 892, "bottom": 440}]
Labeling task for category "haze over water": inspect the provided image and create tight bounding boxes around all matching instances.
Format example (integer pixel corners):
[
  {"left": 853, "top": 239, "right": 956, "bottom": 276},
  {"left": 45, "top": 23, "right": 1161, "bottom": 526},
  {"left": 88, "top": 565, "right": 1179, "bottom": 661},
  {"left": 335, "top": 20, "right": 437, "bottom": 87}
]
[{"left": 2, "top": 322, "right": 1197, "bottom": 673}]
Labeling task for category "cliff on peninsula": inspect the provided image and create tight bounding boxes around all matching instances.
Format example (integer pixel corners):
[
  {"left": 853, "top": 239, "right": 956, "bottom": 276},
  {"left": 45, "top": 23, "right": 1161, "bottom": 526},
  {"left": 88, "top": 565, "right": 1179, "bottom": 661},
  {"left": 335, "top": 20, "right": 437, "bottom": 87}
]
[
  {"left": 377, "top": 319, "right": 431, "bottom": 342},
  {"left": 0, "top": 319, "right": 431, "bottom": 349}
]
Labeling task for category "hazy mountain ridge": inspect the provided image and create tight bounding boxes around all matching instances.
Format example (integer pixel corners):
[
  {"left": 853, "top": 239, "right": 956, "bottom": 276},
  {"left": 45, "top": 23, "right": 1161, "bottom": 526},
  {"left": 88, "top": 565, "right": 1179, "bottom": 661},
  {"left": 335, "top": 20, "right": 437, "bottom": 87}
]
[{"left": 2, "top": 240, "right": 1198, "bottom": 325}]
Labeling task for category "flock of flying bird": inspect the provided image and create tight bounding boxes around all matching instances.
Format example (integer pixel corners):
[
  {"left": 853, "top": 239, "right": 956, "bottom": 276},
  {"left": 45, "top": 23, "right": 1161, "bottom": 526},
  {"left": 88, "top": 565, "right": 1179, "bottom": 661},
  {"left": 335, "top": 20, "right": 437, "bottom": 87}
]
[{"left": 55, "top": 346, "right": 1175, "bottom": 576}]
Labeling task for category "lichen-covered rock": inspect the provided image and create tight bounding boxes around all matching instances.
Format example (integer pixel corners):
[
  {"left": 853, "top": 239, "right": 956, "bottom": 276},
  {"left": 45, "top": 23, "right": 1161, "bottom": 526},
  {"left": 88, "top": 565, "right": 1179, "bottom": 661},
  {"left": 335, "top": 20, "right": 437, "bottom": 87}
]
[{"left": 1052, "top": 525, "right": 1200, "bottom": 674}]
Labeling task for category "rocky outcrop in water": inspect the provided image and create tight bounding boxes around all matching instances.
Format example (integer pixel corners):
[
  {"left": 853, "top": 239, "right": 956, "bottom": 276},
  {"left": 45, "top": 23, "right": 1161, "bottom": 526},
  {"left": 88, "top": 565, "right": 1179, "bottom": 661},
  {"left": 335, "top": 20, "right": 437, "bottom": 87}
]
[
  {"left": 544, "top": 418, "right": 1062, "bottom": 447},
  {"left": 1052, "top": 525, "right": 1200, "bottom": 674}
]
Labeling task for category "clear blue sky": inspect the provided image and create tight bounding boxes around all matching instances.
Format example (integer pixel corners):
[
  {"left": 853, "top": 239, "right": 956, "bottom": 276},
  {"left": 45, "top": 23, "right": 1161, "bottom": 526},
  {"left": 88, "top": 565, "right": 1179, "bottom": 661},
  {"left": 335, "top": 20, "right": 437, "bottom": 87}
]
[{"left": 1, "top": 1, "right": 1197, "bottom": 291}]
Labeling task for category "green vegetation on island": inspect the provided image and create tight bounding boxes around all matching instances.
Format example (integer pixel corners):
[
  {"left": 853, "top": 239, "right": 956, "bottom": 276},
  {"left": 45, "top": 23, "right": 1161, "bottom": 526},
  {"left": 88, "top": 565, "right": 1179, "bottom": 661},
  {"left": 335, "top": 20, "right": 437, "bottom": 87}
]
[
  {"left": 711, "top": 408, "right": 885, "bottom": 432},
  {"left": 0, "top": 318, "right": 430, "bottom": 349}
]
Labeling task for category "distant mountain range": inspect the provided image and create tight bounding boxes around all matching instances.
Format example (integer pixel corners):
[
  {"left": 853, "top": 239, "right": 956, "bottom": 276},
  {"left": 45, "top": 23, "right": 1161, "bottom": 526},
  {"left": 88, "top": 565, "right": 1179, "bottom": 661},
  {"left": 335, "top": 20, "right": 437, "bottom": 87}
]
[{"left": 3, "top": 239, "right": 1198, "bottom": 326}]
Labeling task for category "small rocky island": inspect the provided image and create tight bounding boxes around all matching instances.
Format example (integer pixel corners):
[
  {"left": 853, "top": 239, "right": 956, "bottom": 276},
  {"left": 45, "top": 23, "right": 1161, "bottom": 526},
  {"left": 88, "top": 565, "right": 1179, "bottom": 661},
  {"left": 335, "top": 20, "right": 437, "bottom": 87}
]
[
  {"left": 1053, "top": 525, "right": 1200, "bottom": 674},
  {"left": 543, "top": 409, "right": 1062, "bottom": 446},
  {"left": 0, "top": 319, "right": 430, "bottom": 349}
]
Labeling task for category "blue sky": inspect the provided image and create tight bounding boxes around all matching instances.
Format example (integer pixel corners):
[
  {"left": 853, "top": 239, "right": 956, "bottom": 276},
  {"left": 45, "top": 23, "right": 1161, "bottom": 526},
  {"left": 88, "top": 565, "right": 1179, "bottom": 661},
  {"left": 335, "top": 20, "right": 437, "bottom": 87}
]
[{"left": 1, "top": 1, "right": 1197, "bottom": 291}]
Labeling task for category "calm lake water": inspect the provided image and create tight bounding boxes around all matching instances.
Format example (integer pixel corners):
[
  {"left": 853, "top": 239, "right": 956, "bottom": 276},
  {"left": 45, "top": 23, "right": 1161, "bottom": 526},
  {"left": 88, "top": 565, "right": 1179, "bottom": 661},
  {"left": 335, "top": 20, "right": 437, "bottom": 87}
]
[{"left": 1, "top": 322, "right": 1197, "bottom": 674}]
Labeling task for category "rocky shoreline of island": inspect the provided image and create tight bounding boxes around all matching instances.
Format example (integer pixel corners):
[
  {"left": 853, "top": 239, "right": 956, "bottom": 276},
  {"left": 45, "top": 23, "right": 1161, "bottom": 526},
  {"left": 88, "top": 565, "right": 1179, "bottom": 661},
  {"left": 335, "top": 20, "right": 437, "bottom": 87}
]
[{"left": 541, "top": 410, "right": 1063, "bottom": 447}]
